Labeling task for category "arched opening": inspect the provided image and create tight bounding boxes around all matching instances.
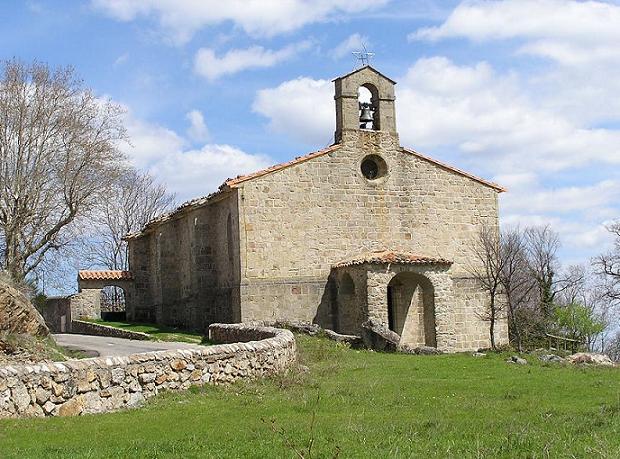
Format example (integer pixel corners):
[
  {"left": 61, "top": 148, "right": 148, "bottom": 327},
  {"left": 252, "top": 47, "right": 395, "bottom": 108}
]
[
  {"left": 100, "top": 285, "right": 127, "bottom": 321},
  {"left": 339, "top": 273, "right": 355, "bottom": 295},
  {"left": 336, "top": 273, "right": 358, "bottom": 334},
  {"left": 358, "top": 84, "right": 380, "bottom": 130},
  {"left": 387, "top": 272, "right": 436, "bottom": 347}
]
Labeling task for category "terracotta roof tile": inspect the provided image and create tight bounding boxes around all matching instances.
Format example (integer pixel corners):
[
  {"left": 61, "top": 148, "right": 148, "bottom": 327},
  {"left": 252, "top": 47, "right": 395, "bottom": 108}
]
[
  {"left": 225, "top": 144, "right": 341, "bottom": 187},
  {"left": 333, "top": 251, "right": 452, "bottom": 268},
  {"left": 124, "top": 143, "right": 505, "bottom": 240},
  {"left": 78, "top": 270, "right": 133, "bottom": 281}
]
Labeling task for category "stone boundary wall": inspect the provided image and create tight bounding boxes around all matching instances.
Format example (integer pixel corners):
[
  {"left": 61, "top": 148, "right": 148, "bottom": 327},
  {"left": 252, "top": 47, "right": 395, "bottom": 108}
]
[
  {"left": 0, "top": 324, "right": 296, "bottom": 418},
  {"left": 70, "top": 320, "right": 151, "bottom": 341}
]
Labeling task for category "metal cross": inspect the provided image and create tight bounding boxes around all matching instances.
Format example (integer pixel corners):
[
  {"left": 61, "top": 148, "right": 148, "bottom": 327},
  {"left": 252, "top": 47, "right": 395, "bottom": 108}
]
[{"left": 352, "top": 44, "right": 375, "bottom": 67}]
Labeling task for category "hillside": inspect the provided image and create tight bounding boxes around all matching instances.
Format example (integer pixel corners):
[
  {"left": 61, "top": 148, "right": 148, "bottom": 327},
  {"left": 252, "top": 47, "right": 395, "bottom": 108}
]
[{"left": 0, "top": 274, "right": 55, "bottom": 364}]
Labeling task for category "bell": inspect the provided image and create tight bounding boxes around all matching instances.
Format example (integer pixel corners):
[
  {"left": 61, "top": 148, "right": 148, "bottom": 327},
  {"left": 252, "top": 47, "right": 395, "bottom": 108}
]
[{"left": 360, "top": 105, "right": 374, "bottom": 124}]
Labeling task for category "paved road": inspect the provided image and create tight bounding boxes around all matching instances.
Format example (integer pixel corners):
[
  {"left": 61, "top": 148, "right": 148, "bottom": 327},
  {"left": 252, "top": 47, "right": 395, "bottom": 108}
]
[{"left": 53, "top": 334, "right": 205, "bottom": 358}]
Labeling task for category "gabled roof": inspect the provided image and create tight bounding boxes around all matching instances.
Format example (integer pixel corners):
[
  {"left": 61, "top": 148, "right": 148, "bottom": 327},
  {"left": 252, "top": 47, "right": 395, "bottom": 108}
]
[
  {"left": 333, "top": 251, "right": 452, "bottom": 268},
  {"left": 332, "top": 65, "right": 397, "bottom": 85},
  {"left": 125, "top": 143, "right": 504, "bottom": 240},
  {"left": 78, "top": 270, "right": 133, "bottom": 281},
  {"left": 226, "top": 144, "right": 341, "bottom": 188},
  {"left": 123, "top": 144, "right": 341, "bottom": 240},
  {"left": 402, "top": 147, "right": 506, "bottom": 193}
]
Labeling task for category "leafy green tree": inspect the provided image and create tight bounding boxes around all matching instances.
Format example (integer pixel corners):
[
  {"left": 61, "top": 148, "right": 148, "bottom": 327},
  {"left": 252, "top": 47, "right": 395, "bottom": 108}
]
[{"left": 553, "top": 302, "right": 605, "bottom": 352}]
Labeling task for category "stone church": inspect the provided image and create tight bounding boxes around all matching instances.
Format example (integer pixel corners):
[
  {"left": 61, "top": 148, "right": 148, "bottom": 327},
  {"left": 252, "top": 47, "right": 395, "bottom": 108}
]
[{"left": 120, "top": 66, "right": 508, "bottom": 352}]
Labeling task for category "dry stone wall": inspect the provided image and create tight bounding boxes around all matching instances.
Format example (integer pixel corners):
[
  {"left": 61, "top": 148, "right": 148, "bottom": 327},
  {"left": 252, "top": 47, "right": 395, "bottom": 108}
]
[
  {"left": 70, "top": 320, "right": 151, "bottom": 340},
  {"left": 0, "top": 323, "right": 295, "bottom": 418}
]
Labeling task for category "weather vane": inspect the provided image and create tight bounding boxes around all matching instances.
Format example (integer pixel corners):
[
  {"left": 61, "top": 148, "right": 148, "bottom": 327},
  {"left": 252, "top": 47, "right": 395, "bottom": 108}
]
[{"left": 352, "top": 44, "right": 375, "bottom": 68}]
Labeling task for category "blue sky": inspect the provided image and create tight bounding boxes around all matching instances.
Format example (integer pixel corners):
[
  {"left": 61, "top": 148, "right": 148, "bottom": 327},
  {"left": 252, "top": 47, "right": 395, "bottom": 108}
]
[{"left": 3, "top": 0, "right": 620, "bottom": 268}]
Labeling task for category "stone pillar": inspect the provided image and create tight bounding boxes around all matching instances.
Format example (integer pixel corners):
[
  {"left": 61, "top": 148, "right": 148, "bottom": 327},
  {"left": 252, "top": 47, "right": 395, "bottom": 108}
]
[
  {"left": 69, "top": 289, "right": 101, "bottom": 320},
  {"left": 425, "top": 271, "right": 455, "bottom": 351},
  {"left": 366, "top": 268, "right": 392, "bottom": 324}
]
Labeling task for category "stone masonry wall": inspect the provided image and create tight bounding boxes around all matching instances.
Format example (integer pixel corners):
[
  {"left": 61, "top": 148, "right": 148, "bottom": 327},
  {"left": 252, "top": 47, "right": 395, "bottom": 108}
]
[
  {"left": 237, "top": 130, "right": 505, "bottom": 350},
  {"left": 0, "top": 324, "right": 295, "bottom": 418},
  {"left": 39, "top": 297, "right": 72, "bottom": 333},
  {"left": 70, "top": 320, "right": 150, "bottom": 340},
  {"left": 127, "top": 192, "right": 241, "bottom": 330}
]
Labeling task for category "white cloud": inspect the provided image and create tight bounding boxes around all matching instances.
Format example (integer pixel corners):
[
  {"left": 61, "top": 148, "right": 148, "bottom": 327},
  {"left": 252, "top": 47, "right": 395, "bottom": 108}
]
[
  {"left": 501, "top": 180, "right": 620, "bottom": 215},
  {"left": 331, "top": 33, "right": 369, "bottom": 59},
  {"left": 194, "top": 41, "right": 311, "bottom": 81},
  {"left": 411, "top": 0, "right": 620, "bottom": 66},
  {"left": 113, "top": 52, "right": 129, "bottom": 66},
  {"left": 152, "top": 144, "right": 272, "bottom": 199},
  {"left": 185, "top": 110, "right": 209, "bottom": 143},
  {"left": 253, "top": 77, "right": 333, "bottom": 145},
  {"left": 252, "top": 56, "right": 620, "bottom": 174},
  {"left": 92, "top": 0, "right": 389, "bottom": 44},
  {"left": 251, "top": 56, "right": 620, "bottom": 255},
  {"left": 120, "top": 106, "right": 272, "bottom": 201}
]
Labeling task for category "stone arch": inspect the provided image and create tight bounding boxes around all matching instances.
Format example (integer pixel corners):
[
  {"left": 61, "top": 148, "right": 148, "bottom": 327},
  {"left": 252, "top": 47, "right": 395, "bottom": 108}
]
[
  {"left": 357, "top": 83, "right": 380, "bottom": 130},
  {"left": 73, "top": 271, "right": 134, "bottom": 320},
  {"left": 339, "top": 272, "right": 355, "bottom": 295},
  {"left": 335, "top": 271, "right": 361, "bottom": 335},
  {"left": 387, "top": 271, "right": 436, "bottom": 347},
  {"left": 100, "top": 285, "right": 128, "bottom": 320}
]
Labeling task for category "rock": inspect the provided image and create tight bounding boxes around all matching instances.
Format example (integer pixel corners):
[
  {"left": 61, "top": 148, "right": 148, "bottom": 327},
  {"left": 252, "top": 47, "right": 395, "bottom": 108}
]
[
  {"left": 324, "top": 329, "right": 363, "bottom": 347},
  {"left": 566, "top": 353, "right": 614, "bottom": 367},
  {"left": 0, "top": 276, "right": 49, "bottom": 337},
  {"left": 413, "top": 346, "right": 443, "bottom": 355},
  {"left": 280, "top": 322, "right": 321, "bottom": 336},
  {"left": 126, "top": 392, "right": 144, "bottom": 408},
  {"left": 472, "top": 352, "right": 487, "bottom": 358},
  {"left": 506, "top": 355, "right": 528, "bottom": 365},
  {"left": 58, "top": 397, "right": 84, "bottom": 417},
  {"left": 111, "top": 368, "right": 125, "bottom": 384},
  {"left": 360, "top": 319, "right": 400, "bottom": 352},
  {"left": 35, "top": 387, "right": 51, "bottom": 405},
  {"left": 170, "top": 359, "right": 187, "bottom": 371},
  {"left": 397, "top": 344, "right": 443, "bottom": 355},
  {"left": 11, "top": 385, "right": 31, "bottom": 413},
  {"left": 539, "top": 354, "right": 565, "bottom": 363},
  {"left": 42, "top": 401, "right": 56, "bottom": 415},
  {"left": 24, "top": 403, "right": 44, "bottom": 417},
  {"left": 139, "top": 373, "right": 156, "bottom": 384}
]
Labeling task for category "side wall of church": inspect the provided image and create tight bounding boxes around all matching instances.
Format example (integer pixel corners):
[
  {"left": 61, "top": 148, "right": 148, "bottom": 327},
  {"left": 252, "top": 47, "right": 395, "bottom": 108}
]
[
  {"left": 236, "top": 130, "right": 508, "bottom": 350},
  {"left": 127, "top": 191, "right": 241, "bottom": 331}
]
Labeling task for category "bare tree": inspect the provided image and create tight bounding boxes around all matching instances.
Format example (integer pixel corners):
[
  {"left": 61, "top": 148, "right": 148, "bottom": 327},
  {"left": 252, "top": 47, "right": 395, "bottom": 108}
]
[
  {"left": 595, "top": 221, "right": 620, "bottom": 303},
  {"left": 499, "top": 227, "right": 536, "bottom": 352},
  {"left": 0, "top": 60, "right": 126, "bottom": 280},
  {"left": 524, "top": 226, "right": 583, "bottom": 331},
  {"left": 88, "top": 168, "right": 175, "bottom": 271},
  {"left": 604, "top": 330, "right": 620, "bottom": 362},
  {"left": 469, "top": 226, "right": 506, "bottom": 350}
]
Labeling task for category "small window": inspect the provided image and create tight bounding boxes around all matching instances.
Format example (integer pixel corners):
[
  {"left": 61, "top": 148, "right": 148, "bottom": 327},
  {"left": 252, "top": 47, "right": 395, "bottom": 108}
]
[{"left": 360, "top": 155, "right": 387, "bottom": 180}]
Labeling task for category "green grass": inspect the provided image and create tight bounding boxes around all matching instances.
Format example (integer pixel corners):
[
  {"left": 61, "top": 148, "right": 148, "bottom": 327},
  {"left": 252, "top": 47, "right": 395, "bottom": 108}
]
[
  {"left": 89, "top": 320, "right": 205, "bottom": 344},
  {"left": 1, "top": 335, "right": 619, "bottom": 458}
]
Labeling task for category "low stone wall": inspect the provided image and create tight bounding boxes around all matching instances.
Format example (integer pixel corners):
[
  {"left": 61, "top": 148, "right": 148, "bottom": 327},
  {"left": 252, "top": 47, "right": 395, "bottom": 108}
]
[
  {"left": 70, "top": 320, "right": 151, "bottom": 340},
  {"left": 0, "top": 323, "right": 296, "bottom": 418}
]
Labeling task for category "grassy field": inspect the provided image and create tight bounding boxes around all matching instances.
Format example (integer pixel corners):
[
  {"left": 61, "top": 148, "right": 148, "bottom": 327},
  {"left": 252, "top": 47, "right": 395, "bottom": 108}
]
[
  {"left": 0, "top": 335, "right": 618, "bottom": 458},
  {"left": 89, "top": 320, "right": 205, "bottom": 344}
]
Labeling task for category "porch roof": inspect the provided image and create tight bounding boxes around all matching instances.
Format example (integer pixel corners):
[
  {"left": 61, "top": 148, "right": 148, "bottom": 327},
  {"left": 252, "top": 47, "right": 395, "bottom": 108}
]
[
  {"left": 78, "top": 270, "right": 133, "bottom": 281},
  {"left": 332, "top": 251, "right": 452, "bottom": 268}
]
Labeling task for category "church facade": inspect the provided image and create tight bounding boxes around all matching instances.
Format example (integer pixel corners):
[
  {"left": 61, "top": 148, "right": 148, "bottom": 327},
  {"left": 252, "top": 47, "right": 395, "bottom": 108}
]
[{"left": 124, "top": 66, "right": 508, "bottom": 352}]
